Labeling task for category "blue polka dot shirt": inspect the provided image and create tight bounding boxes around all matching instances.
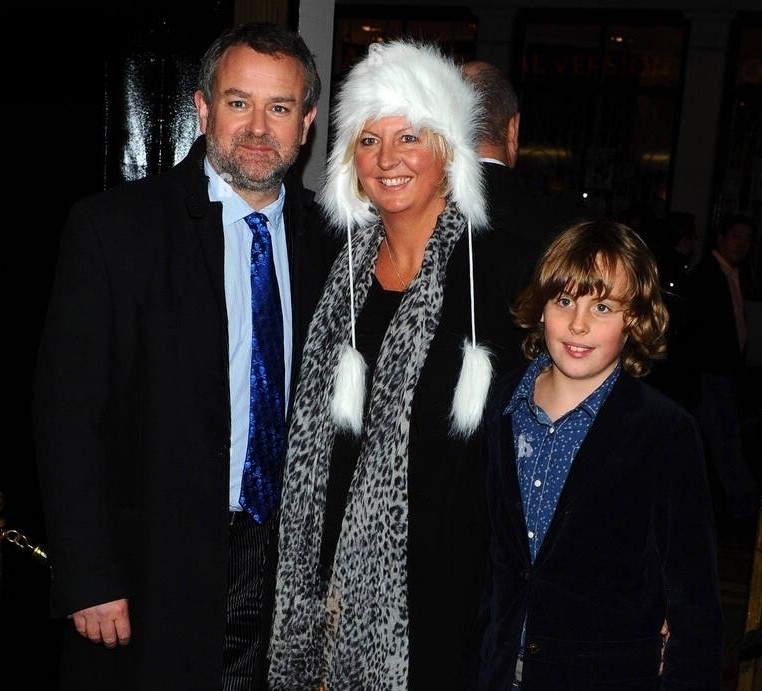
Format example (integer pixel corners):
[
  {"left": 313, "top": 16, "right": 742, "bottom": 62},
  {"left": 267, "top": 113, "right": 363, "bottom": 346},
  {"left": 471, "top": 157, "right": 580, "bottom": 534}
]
[{"left": 505, "top": 352, "right": 621, "bottom": 562}]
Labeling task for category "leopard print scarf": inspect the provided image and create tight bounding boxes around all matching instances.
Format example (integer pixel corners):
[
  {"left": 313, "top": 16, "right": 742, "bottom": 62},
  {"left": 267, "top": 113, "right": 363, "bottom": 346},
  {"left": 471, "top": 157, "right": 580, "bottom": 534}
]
[{"left": 268, "top": 202, "right": 467, "bottom": 690}]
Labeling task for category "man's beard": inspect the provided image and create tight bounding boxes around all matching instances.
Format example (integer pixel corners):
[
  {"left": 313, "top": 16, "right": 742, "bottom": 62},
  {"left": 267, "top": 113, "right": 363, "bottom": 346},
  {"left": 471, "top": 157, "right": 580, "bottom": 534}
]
[{"left": 206, "top": 132, "right": 301, "bottom": 193}]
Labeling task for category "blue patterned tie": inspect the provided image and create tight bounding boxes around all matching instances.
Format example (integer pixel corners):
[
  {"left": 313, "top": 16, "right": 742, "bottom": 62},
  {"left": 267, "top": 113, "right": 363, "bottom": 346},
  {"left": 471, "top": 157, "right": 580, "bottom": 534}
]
[{"left": 240, "top": 212, "right": 285, "bottom": 524}]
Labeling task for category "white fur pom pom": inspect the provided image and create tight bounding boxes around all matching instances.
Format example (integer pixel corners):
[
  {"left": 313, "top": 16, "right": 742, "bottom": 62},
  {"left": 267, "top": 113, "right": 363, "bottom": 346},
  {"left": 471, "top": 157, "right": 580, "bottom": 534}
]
[
  {"left": 331, "top": 343, "right": 368, "bottom": 436},
  {"left": 450, "top": 340, "right": 494, "bottom": 438}
]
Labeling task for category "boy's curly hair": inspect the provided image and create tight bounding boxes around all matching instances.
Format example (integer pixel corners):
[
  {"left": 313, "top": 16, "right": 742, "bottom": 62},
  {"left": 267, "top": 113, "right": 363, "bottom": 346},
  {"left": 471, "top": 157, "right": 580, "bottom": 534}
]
[{"left": 512, "top": 219, "right": 669, "bottom": 377}]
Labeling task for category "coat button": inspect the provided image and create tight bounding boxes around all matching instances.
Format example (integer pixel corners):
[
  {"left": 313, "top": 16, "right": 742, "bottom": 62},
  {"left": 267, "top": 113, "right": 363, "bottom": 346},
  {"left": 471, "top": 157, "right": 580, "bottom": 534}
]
[
  {"left": 525, "top": 642, "right": 540, "bottom": 655},
  {"left": 521, "top": 569, "right": 530, "bottom": 581}
]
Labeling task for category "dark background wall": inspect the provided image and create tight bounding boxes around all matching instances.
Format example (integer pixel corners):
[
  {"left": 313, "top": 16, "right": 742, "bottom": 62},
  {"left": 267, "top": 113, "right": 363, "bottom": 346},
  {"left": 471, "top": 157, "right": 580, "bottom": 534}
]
[{"left": 3, "top": 7, "right": 233, "bottom": 685}]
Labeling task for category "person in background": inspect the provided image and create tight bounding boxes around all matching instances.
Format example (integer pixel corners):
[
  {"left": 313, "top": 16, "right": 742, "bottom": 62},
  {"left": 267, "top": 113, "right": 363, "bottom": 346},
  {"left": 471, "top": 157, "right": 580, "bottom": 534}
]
[
  {"left": 473, "top": 220, "right": 723, "bottom": 690},
  {"left": 32, "top": 22, "right": 336, "bottom": 691},
  {"left": 462, "top": 60, "right": 589, "bottom": 255},
  {"left": 267, "top": 39, "right": 530, "bottom": 690},
  {"left": 679, "top": 213, "right": 759, "bottom": 518}
]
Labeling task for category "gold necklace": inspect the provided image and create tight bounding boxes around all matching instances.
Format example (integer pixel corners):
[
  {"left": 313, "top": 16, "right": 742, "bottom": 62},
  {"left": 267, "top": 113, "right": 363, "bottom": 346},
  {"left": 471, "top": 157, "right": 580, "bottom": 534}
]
[{"left": 384, "top": 236, "right": 409, "bottom": 290}]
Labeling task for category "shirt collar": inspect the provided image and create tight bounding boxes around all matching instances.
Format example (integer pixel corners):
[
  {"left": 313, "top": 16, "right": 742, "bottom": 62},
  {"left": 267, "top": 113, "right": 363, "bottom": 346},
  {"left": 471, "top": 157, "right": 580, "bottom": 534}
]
[
  {"left": 204, "top": 157, "right": 286, "bottom": 226},
  {"left": 505, "top": 351, "right": 621, "bottom": 418}
]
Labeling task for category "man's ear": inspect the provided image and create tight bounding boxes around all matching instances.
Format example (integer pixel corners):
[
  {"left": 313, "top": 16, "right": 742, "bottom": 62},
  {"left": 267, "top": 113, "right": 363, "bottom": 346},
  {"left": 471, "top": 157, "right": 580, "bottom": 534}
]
[
  {"left": 506, "top": 113, "right": 520, "bottom": 169},
  {"left": 194, "top": 91, "right": 208, "bottom": 134},
  {"left": 301, "top": 106, "right": 318, "bottom": 145}
]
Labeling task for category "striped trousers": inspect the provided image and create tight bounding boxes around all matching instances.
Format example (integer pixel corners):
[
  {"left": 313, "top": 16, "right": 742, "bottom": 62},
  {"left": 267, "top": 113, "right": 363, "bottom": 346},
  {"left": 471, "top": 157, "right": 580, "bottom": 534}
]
[{"left": 223, "top": 510, "right": 278, "bottom": 691}]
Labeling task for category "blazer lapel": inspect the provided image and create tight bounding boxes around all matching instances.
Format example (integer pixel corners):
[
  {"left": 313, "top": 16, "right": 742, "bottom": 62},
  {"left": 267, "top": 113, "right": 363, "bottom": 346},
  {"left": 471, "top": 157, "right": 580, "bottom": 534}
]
[
  {"left": 487, "top": 371, "right": 533, "bottom": 562},
  {"left": 500, "top": 413, "right": 534, "bottom": 561},
  {"left": 535, "top": 374, "right": 640, "bottom": 559}
]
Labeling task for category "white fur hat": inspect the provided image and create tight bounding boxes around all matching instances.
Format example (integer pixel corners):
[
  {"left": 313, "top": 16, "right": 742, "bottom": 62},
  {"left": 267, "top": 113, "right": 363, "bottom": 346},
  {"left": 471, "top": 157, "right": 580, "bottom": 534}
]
[{"left": 319, "top": 39, "right": 488, "bottom": 231}]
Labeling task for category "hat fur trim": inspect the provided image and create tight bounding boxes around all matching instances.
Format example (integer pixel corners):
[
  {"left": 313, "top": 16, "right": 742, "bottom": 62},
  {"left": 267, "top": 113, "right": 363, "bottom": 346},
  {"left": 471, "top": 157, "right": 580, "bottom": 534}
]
[{"left": 319, "top": 39, "right": 488, "bottom": 232}]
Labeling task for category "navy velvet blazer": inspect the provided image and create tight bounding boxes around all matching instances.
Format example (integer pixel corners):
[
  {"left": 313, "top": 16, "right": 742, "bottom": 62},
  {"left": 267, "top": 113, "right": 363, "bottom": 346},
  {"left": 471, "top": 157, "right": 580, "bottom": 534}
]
[{"left": 472, "top": 365, "right": 724, "bottom": 690}]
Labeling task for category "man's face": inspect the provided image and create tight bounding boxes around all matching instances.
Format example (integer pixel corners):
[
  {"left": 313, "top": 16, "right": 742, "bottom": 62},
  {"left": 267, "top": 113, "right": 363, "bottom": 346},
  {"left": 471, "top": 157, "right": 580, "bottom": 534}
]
[
  {"left": 717, "top": 222, "right": 755, "bottom": 267},
  {"left": 194, "top": 45, "right": 317, "bottom": 204}
]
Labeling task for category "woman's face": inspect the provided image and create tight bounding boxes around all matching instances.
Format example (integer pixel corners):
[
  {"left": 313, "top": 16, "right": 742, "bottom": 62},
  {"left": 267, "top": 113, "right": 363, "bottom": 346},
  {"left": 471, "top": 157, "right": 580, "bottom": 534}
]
[{"left": 354, "top": 116, "right": 446, "bottom": 221}]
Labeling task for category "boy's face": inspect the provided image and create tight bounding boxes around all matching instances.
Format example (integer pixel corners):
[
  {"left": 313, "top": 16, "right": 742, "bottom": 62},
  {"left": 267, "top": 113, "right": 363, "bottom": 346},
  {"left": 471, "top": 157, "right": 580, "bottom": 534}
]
[{"left": 541, "top": 260, "right": 629, "bottom": 390}]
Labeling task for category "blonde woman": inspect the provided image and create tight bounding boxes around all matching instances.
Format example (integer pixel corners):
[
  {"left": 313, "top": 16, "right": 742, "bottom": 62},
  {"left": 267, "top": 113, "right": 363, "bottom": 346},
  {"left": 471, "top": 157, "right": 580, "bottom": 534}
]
[{"left": 268, "top": 39, "right": 538, "bottom": 690}]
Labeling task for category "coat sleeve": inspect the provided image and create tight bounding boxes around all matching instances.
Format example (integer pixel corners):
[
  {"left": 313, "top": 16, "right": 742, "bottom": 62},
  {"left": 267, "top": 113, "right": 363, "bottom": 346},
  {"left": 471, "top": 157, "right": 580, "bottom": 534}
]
[
  {"left": 659, "top": 407, "right": 724, "bottom": 689},
  {"left": 32, "top": 199, "right": 129, "bottom": 617}
]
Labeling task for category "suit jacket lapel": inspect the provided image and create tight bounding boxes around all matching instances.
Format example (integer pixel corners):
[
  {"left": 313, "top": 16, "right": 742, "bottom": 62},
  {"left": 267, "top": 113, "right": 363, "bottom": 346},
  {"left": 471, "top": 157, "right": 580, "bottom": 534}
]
[{"left": 186, "top": 190, "right": 226, "bottom": 318}]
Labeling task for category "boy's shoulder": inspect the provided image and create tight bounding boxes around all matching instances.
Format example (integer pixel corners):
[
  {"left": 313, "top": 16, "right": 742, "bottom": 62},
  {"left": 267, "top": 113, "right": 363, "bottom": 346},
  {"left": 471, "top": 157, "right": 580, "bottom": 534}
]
[
  {"left": 493, "top": 362, "right": 531, "bottom": 393},
  {"left": 487, "top": 364, "right": 696, "bottom": 426},
  {"left": 613, "top": 371, "right": 697, "bottom": 427}
]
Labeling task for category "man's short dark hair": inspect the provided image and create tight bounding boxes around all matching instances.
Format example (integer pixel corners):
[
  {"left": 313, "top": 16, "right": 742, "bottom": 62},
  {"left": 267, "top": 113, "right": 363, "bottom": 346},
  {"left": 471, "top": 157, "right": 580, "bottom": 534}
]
[
  {"left": 719, "top": 212, "right": 757, "bottom": 237},
  {"left": 463, "top": 61, "right": 519, "bottom": 147},
  {"left": 198, "top": 22, "right": 321, "bottom": 115}
]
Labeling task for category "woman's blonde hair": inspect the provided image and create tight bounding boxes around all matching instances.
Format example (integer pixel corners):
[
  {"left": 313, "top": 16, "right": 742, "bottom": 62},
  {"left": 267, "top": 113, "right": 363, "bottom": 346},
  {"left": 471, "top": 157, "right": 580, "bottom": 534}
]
[{"left": 512, "top": 219, "right": 669, "bottom": 377}]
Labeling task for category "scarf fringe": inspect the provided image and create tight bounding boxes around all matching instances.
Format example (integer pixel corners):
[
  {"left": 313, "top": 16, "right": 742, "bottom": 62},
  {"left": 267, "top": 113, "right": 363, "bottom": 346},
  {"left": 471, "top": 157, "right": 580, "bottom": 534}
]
[
  {"left": 450, "top": 340, "right": 493, "bottom": 438},
  {"left": 331, "top": 343, "right": 367, "bottom": 435}
]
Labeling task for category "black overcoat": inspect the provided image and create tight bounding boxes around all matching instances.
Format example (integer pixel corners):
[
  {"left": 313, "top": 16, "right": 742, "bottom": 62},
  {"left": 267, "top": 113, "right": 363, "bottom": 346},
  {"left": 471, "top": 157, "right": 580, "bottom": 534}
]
[{"left": 32, "top": 136, "right": 336, "bottom": 691}]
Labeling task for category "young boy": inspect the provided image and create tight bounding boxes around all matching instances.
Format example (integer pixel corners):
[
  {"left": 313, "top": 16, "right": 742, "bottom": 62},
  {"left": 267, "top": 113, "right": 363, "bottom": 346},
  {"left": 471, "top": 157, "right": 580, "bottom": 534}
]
[{"left": 473, "top": 220, "right": 723, "bottom": 690}]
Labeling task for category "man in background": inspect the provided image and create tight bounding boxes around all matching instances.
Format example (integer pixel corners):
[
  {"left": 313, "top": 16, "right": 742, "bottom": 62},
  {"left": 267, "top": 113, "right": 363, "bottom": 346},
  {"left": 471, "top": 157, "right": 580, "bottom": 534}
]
[
  {"left": 462, "top": 60, "right": 590, "bottom": 257},
  {"left": 679, "top": 213, "right": 760, "bottom": 519}
]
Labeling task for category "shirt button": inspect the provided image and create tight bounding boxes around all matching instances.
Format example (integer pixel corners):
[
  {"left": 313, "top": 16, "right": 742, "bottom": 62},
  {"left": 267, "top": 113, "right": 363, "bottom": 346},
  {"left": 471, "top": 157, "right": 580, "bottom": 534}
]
[
  {"left": 549, "top": 426, "right": 555, "bottom": 433},
  {"left": 527, "top": 530, "right": 535, "bottom": 538},
  {"left": 533, "top": 479, "right": 542, "bottom": 487}
]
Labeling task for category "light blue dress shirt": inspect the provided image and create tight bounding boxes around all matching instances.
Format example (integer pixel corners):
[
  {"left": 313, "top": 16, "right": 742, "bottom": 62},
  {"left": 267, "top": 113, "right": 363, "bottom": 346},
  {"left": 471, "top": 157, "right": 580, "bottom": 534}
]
[{"left": 203, "top": 159, "right": 293, "bottom": 511}]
